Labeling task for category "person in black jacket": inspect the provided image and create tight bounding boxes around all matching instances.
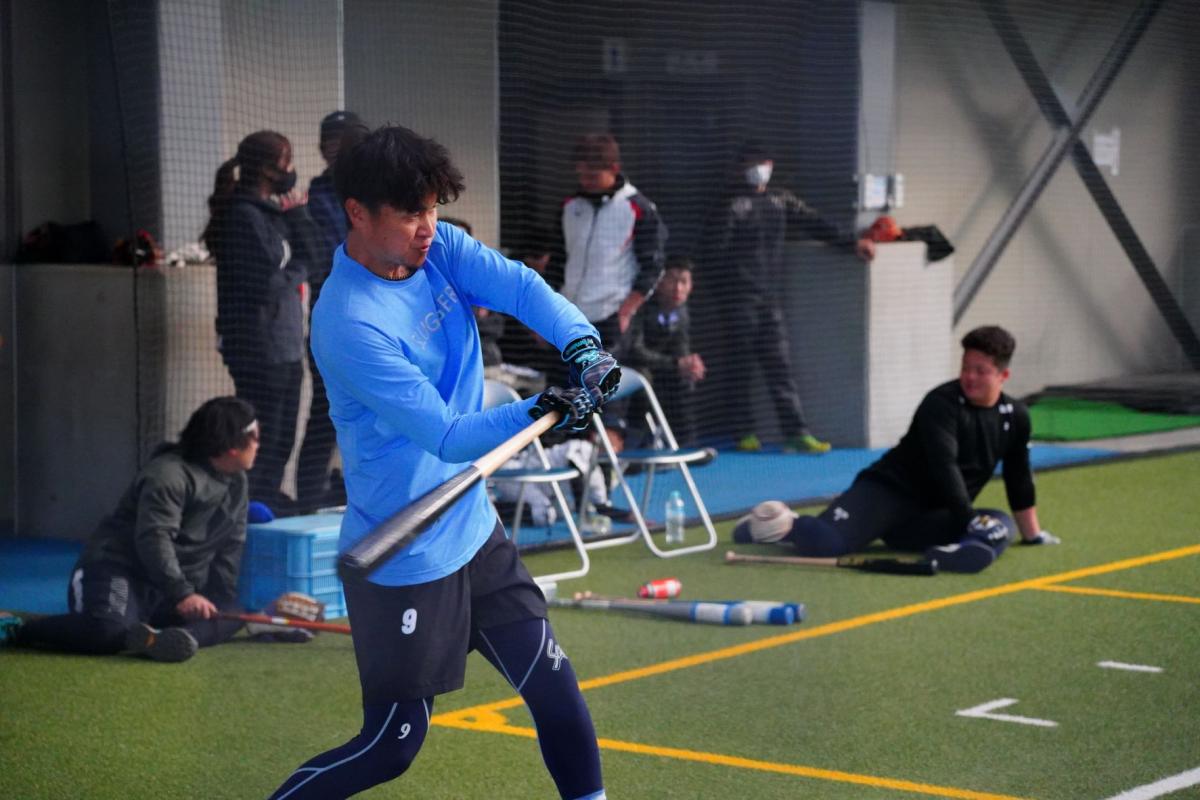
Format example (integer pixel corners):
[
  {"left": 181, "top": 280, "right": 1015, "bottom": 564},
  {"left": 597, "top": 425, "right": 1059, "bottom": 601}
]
[
  {"left": 715, "top": 143, "right": 875, "bottom": 454},
  {"left": 734, "top": 326, "right": 1060, "bottom": 573},
  {"left": 295, "top": 112, "right": 369, "bottom": 511},
  {"left": 626, "top": 256, "right": 706, "bottom": 445},
  {"left": 203, "top": 130, "right": 319, "bottom": 510},
  {"left": 4, "top": 397, "right": 258, "bottom": 662}
]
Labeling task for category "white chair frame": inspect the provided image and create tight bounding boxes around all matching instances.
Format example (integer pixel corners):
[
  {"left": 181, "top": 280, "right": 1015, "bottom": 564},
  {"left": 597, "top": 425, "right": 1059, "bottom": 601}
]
[
  {"left": 583, "top": 367, "right": 718, "bottom": 558},
  {"left": 483, "top": 379, "right": 590, "bottom": 586}
]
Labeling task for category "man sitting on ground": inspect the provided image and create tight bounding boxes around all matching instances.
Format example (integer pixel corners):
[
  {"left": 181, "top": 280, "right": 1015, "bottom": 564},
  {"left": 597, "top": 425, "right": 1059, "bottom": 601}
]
[
  {"left": 1, "top": 397, "right": 258, "bottom": 661},
  {"left": 734, "top": 325, "right": 1059, "bottom": 573}
]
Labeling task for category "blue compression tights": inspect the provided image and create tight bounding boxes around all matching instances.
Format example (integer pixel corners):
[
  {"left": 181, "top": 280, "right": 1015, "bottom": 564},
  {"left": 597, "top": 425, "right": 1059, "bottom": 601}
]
[
  {"left": 267, "top": 617, "right": 603, "bottom": 800},
  {"left": 476, "top": 617, "right": 604, "bottom": 799}
]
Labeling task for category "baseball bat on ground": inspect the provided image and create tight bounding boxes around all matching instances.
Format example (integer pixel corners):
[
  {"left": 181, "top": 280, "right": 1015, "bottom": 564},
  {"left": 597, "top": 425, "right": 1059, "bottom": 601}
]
[
  {"left": 549, "top": 593, "right": 754, "bottom": 625},
  {"left": 713, "top": 600, "right": 807, "bottom": 625},
  {"left": 580, "top": 593, "right": 802, "bottom": 625},
  {"left": 220, "top": 612, "right": 352, "bottom": 635},
  {"left": 725, "top": 550, "right": 938, "bottom": 576},
  {"left": 338, "top": 411, "right": 562, "bottom": 581}
]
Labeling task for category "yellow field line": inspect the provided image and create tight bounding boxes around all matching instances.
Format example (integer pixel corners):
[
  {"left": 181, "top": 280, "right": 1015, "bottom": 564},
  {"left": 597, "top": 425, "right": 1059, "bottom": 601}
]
[
  {"left": 1035, "top": 584, "right": 1200, "bottom": 604},
  {"left": 434, "top": 716, "right": 1030, "bottom": 799},
  {"left": 435, "top": 543, "right": 1200, "bottom": 723},
  {"left": 429, "top": 544, "right": 1200, "bottom": 798}
]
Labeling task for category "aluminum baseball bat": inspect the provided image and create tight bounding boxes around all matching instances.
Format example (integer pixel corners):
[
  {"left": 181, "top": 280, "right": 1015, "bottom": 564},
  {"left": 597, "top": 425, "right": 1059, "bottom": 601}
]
[
  {"left": 549, "top": 595, "right": 753, "bottom": 625},
  {"left": 338, "top": 411, "right": 561, "bottom": 580}
]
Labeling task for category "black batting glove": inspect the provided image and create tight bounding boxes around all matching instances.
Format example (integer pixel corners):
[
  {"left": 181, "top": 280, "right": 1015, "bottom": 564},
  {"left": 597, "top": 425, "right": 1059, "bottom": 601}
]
[
  {"left": 529, "top": 385, "right": 595, "bottom": 433},
  {"left": 562, "top": 335, "right": 622, "bottom": 406}
]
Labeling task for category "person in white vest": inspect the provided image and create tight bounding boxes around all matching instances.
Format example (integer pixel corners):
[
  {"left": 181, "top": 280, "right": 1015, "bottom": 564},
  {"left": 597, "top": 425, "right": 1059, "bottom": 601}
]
[{"left": 561, "top": 132, "right": 668, "bottom": 449}]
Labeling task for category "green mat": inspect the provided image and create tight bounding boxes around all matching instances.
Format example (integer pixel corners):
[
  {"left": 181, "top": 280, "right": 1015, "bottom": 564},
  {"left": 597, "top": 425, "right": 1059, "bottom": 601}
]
[{"left": 1029, "top": 396, "right": 1200, "bottom": 441}]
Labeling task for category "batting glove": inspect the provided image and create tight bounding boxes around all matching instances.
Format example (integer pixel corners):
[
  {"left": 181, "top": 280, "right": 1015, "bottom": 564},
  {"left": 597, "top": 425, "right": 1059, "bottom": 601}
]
[
  {"left": 1020, "top": 530, "right": 1061, "bottom": 545},
  {"left": 562, "top": 336, "right": 621, "bottom": 406},
  {"left": 530, "top": 386, "right": 595, "bottom": 433}
]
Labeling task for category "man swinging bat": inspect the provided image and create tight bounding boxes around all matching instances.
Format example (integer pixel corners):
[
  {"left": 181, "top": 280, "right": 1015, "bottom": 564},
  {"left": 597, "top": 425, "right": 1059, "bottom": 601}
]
[
  {"left": 267, "top": 126, "right": 615, "bottom": 800},
  {"left": 734, "top": 326, "right": 1059, "bottom": 574}
]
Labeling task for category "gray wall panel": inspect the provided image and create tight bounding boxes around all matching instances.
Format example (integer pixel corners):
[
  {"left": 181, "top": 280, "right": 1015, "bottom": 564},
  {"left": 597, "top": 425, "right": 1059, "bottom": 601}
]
[{"left": 893, "top": 1, "right": 1200, "bottom": 396}]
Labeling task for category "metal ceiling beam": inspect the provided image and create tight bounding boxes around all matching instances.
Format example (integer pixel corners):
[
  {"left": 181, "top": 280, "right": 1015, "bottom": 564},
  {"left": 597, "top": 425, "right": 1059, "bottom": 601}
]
[
  {"left": 976, "top": 0, "right": 1200, "bottom": 368},
  {"left": 954, "top": 1, "right": 1174, "bottom": 343}
]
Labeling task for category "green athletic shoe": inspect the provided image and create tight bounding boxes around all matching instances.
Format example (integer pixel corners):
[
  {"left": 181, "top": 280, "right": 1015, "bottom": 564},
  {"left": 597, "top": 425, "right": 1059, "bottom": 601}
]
[
  {"left": 0, "top": 612, "right": 24, "bottom": 646},
  {"left": 735, "top": 434, "right": 763, "bottom": 452},
  {"left": 125, "top": 623, "right": 198, "bottom": 663},
  {"left": 784, "top": 433, "right": 832, "bottom": 454}
]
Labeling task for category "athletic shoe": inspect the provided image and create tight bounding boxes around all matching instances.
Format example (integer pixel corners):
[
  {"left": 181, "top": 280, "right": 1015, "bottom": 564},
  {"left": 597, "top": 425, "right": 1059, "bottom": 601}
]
[
  {"left": 0, "top": 612, "right": 24, "bottom": 646},
  {"left": 925, "top": 541, "right": 996, "bottom": 574},
  {"left": 125, "top": 623, "right": 198, "bottom": 663},
  {"left": 784, "top": 434, "right": 832, "bottom": 454},
  {"left": 735, "top": 434, "right": 763, "bottom": 452}
]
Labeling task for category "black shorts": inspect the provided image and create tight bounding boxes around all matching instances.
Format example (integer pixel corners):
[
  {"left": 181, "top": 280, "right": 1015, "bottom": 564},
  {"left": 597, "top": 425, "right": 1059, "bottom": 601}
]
[{"left": 343, "top": 522, "right": 547, "bottom": 704}]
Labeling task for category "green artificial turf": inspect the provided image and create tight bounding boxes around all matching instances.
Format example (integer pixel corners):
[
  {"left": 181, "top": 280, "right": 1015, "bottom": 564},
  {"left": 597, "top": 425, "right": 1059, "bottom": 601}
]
[
  {"left": 3, "top": 451, "right": 1199, "bottom": 799},
  {"left": 1029, "top": 396, "right": 1200, "bottom": 441}
]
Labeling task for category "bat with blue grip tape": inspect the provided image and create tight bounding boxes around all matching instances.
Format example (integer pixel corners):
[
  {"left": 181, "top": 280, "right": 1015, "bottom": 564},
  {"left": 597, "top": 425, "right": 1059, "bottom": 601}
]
[
  {"left": 575, "top": 594, "right": 804, "bottom": 625},
  {"left": 550, "top": 592, "right": 754, "bottom": 626}
]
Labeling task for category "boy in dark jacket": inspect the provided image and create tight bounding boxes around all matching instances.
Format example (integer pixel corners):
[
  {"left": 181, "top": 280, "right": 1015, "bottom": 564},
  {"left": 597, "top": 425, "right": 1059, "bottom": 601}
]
[{"left": 627, "top": 256, "right": 706, "bottom": 445}]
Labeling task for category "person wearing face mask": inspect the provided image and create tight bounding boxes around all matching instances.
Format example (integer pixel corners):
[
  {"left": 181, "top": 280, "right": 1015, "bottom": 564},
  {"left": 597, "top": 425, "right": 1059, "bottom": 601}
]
[
  {"left": 716, "top": 142, "right": 875, "bottom": 454},
  {"left": 203, "top": 130, "right": 319, "bottom": 511}
]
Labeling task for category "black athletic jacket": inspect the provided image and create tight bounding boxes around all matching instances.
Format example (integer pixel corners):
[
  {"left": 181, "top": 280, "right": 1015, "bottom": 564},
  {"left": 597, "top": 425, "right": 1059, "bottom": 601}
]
[
  {"left": 79, "top": 446, "right": 248, "bottom": 604},
  {"left": 862, "top": 380, "right": 1036, "bottom": 529},
  {"left": 627, "top": 299, "right": 692, "bottom": 374},
  {"left": 718, "top": 188, "right": 855, "bottom": 300},
  {"left": 211, "top": 189, "right": 317, "bottom": 365}
]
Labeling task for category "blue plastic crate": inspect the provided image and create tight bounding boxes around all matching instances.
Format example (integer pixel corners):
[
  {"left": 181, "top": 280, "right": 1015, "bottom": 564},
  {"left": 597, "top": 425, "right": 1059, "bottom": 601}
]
[{"left": 238, "top": 513, "right": 347, "bottom": 618}]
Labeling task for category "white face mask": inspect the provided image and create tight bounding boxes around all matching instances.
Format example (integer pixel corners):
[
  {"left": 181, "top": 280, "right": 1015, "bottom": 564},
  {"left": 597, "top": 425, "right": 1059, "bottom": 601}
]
[{"left": 745, "top": 163, "right": 772, "bottom": 187}]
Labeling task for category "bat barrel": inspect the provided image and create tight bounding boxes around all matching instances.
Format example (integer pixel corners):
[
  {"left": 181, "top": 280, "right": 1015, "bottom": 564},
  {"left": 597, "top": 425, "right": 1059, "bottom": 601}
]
[{"left": 338, "top": 466, "right": 483, "bottom": 581}]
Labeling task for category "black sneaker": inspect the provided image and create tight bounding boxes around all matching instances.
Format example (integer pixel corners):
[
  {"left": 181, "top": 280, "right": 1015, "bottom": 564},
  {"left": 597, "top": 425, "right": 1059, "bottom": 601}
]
[{"left": 125, "top": 623, "right": 198, "bottom": 663}]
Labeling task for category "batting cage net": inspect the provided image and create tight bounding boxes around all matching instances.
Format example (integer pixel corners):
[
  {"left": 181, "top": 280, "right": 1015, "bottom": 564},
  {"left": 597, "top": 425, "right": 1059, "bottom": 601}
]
[{"left": 3, "top": 0, "right": 1199, "bottom": 540}]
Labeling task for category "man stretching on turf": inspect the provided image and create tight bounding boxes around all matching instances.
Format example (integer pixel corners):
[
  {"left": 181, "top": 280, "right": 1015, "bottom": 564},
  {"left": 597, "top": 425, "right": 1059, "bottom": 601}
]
[
  {"left": 734, "top": 325, "right": 1059, "bottom": 573},
  {"left": 1, "top": 397, "right": 256, "bottom": 661},
  {"left": 267, "top": 126, "right": 614, "bottom": 800}
]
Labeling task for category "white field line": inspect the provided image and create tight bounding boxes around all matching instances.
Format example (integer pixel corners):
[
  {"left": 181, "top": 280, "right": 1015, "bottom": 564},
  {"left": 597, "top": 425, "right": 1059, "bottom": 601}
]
[
  {"left": 955, "top": 698, "right": 1058, "bottom": 728},
  {"left": 1102, "top": 766, "right": 1200, "bottom": 800},
  {"left": 1097, "top": 660, "right": 1163, "bottom": 673}
]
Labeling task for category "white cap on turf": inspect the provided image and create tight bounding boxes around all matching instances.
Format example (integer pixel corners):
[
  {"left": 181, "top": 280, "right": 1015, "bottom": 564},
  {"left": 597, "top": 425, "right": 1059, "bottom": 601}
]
[{"left": 733, "top": 500, "right": 798, "bottom": 544}]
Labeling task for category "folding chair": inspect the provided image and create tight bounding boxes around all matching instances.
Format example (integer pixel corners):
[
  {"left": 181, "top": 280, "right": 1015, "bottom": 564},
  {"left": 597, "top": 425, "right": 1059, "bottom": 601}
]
[
  {"left": 483, "top": 379, "right": 590, "bottom": 586},
  {"left": 585, "top": 367, "right": 718, "bottom": 558}
]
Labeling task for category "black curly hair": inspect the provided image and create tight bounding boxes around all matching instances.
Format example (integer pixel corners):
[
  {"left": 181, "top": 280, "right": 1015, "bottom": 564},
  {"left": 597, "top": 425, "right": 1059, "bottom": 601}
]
[
  {"left": 179, "top": 396, "right": 257, "bottom": 463},
  {"left": 961, "top": 325, "right": 1016, "bottom": 369},
  {"left": 334, "top": 125, "right": 465, "bottom": 214}
]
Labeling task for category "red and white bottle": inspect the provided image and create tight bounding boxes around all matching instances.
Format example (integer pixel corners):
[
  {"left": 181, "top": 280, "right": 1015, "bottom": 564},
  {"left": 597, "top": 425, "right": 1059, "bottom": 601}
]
[{"left": 637, "top": 578, "right": 682, "bottom": 599}]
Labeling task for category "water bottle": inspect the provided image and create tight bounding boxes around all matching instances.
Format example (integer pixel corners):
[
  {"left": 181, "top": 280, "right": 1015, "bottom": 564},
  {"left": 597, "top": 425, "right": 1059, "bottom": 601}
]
[
  {"left": 582, "top": 503, "right": 611, "bottom": 536},
  {"left": 665, "top": 490, "right": 686, "bottom": 544}
]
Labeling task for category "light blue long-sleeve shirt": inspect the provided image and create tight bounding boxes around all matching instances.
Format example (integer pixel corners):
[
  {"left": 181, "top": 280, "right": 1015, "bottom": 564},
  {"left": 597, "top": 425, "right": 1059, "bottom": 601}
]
[{"left": 311, "top": 221, "right": 597, "bottom": 585}]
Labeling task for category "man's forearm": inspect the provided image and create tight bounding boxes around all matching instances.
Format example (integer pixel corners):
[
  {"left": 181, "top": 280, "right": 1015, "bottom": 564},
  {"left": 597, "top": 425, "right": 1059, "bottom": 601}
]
[{"left": 1013, "top": 507, "right": 1042, "bottom": 541}]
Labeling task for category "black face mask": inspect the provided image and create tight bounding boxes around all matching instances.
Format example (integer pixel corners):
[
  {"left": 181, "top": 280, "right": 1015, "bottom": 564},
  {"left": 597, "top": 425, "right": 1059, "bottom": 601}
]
[{"left": 271, "top": 169, "right": 297, "bottom": 195}]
